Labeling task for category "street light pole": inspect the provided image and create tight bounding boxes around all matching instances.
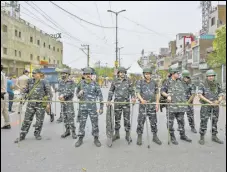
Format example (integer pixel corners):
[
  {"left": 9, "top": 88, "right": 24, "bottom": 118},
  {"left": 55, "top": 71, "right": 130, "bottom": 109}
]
[
  {"left": 107, "top": 9, "right": 126, "bottom": 69},
  {"left": 118, "top": 47, "right": 124, "bottom": 67}
]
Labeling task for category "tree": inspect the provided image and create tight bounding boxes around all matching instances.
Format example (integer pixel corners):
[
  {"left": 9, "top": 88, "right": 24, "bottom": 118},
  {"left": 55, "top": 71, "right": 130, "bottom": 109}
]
[{"left": 207, "top": 25, "right": 226, "bottom": 67}]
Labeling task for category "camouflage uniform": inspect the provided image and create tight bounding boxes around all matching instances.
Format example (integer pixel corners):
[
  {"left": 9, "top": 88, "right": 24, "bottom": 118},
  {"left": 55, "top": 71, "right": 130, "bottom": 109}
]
[
  {"left": 135, "top": 71, "right": 162, "bottom": 145},
  {"left": 161, "top": 68, "right": 192, "bottom": 145},
  {"left": 59, "top": 69, "right": 77, "bottom": 139},
  {"left": 181, "top": 70, "right": 197, "bottom": 133},
  {"left": 75, "top": 67, "right": 104, "bottom": 147},
  {"left": 15, "top": 69, "right": 51, "bottom": 142},
  {"left": 107, "top": 67, "right": 135, "bottom": 142},
  {"left": 56, "top": 78, "right": 65, "bottom": 123},
  {"left": 198, "top": 69, "right": 224, "bottom": 145}
]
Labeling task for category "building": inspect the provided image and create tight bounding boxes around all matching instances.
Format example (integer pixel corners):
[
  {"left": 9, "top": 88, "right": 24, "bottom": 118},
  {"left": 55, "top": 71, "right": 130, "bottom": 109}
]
[
  {"left": 175, "top": 33, "right": 193, "bottom": 56},
  {"left": 208, "top": 5, "right": 226, "bottom": 35},
  {"left": 168, "top": 40, "right": 176, "bottom": 57},
  {"left": 159, "top": 48, "right": 169, "bottom": 56},
  {"left": 1, "top": 3, "right": 63, "bottom": 76}
]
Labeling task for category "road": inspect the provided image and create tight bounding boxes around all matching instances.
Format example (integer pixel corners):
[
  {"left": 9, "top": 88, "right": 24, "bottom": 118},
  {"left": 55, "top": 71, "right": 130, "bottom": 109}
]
[{"left": 1, "top": 87, "right": 226, "bottom": 172}]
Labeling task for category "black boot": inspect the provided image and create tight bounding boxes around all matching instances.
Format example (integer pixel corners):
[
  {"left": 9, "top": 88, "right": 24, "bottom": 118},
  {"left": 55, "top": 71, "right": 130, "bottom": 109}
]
[
  {"left": 212, "top": 135, "right": 224, "bottom": 144},
  {"left": 170, "top": 133, "right": 178, "bottom": 145},
  {"left": 71, "top": 130, "right": 77, "bottom": 139},
  {"left": 61, "top": 128, "right": 70, "bottom": 138},
  {"left": 56, "top": 116, "right": 63, "bottom": 123},
  {"left": 180, "top": 134, "right": 192, "bottom": 142},
  {"left": 94, "top": 136, "right": 101, "bottom": 147},
  {"left": 112, "top": 130, "right": 120, "bottom": 142},
  {"left": 137, "top": 134, "right": 142, "bottom": 145},
  {"left": 153, "top": 133, "right": 162, "bottom": 145},
  {"left": 198, "top": 135, "right": 205, "bottom": 145},
  {"left": 14, "top": 133, "right": 25, "bottom": 143},
  {"left": 75, "top": 137, "right": 83, "bottom": 147},
  {"left": 191, "top": 127, "right": 197, "bottom": 133},
  {"left": 125, "top": 131, "right": 132, "bottom": 143},
  {"left": 1, "top": 124, "right": 11, "bottom": 129}
]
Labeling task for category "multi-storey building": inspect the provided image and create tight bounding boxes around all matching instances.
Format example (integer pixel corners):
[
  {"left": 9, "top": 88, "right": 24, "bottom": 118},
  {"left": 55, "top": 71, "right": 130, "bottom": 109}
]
[{"left": 1, "top": 2, "right": 63, "bottom": 76}]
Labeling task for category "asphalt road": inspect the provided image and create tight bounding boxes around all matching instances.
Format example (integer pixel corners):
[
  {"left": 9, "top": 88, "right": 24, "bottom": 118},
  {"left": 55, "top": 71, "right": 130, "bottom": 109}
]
[{"left": 1, "top": 87, "right": 226, "bottom": 172}]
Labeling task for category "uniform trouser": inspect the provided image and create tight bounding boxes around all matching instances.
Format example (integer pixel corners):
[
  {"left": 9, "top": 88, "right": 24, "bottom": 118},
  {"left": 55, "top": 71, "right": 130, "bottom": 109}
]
[
  {"left": 78, "top": 109, "right": 99, "bottom": 137},
  {"left": 8, "top": 93, "right": 14, "bottom": 111},
  {"left": 114, "top": 103, "right": 130, "bottom": 132},
  {"left": 60, "top": 102, "right": 75, "bottom": 131},
  {"left": 199, "top": 106, "right": 219, "bottom": 136},
  {"left": 20, "top": 102, "right": 45, "bottom": 136},
  {"left": 136, "top": 104, "right": 157, "bottom": 135},
  {"left": 1, "top": 94, "right": 10, "bottom": 125},
  {"left": 166, "top": 106, "right": 185, "bottom": 135},
  {"left": 186, "top": 105, "right": 195, "bottom": 128}
]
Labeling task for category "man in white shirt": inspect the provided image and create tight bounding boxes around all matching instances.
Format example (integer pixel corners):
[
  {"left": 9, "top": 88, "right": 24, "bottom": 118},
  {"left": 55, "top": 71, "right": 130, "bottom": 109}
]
[{"left": 1, "top": 64, "right": 11, "bottom": 129}]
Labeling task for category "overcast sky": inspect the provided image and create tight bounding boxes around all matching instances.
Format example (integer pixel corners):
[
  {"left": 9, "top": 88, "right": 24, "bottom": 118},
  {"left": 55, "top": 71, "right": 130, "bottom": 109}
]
[{"left": 15, "top": 1, "right": 226, "bottom": 68}]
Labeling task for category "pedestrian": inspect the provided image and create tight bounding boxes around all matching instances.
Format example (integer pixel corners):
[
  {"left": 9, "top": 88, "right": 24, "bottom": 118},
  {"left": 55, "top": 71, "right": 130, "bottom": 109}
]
[
  {"left": 181, "top": 70, "right": 197, "bottom": 133},
  {"left": 1, "top": 64, "right": 11, "bottom": 129},
  {"left": 107, "top": 67, "right": 136, "bottom": 143},
  {"left": 16, "top": 70, "right": 30, "bottom": 92},
  {"left": 75, "top": 67, "right": 104, "bottom": 147},
  {"left": 7, "top": 74, "right": 15, "bottom": 113},
  {"left": 135, "top": 68, "right": 162, "bottom": 145},
  {"left": 161, "top": 67, "right": 192, "bottom": 145},
  {"left": 198, "top": 69, "right": 224, "bottom": 145},
  {"left": 58, "top": 68, "right": 77, "bottom": 139},
  {"left": 14, "top": 69, "right": 51, "bottom": 142}
]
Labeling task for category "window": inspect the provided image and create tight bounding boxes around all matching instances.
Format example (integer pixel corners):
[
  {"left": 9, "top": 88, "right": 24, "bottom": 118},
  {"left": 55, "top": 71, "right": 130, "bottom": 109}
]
[
  {"left": 49, "top": 45, "right": 51, "bottom": 49},
  {"left": 61, "top": 50, "right": 63, "bottom": 54},
  {"left": 15, "top": 50, "right": 17, "bottom": 56},
  {"left": 3, "top": 47, "right": 7, "bottom": 54},
  {"left": 57, "top": 48, "right": 59, "bottom": 52},
  {"left": 19, "top": 31, "right": 21, "bottom": 38},
  {"left": 211, "top": 17, "right": 215, "bottom": 26},
  {"left": 44, "top": 57, "right": 46, "bottom": 60},
  {"left": 180, "top": 45, "right": 182, "bottom": 48},
  {"left": 19, "top": 51, "right": 21, "bottom": 57},
  {"left": 15, "top": 29, "right": 18, "bottom": 36},
  {"left": 49, "top": 59, "right": 51, "bottom": 63},
  {"left": 30, "top": 54, "right": 33, "bottom": 60},
  {"left": 2, "top": 25, "right": 7, "bottom": 32},
  {"left": 54, "top": 60, "right": 56, "bottom": 64},
  {"left": 30, "top": 36, "right": 33, "bottom": 43},
  {"left": 53, "top": 46, "right": 55, "bottom": 51},
  {"left": 37, "top": 40, "right": 40, "bottom": 45},
  {"left": 43, "top": 42, "right": 46, "bottom": 47},
  {"left": 57, "top": 60, "right": 59, "bottom": 64},
  {"left": 37, "top": 56, "right": 40, "bottom": 61}
]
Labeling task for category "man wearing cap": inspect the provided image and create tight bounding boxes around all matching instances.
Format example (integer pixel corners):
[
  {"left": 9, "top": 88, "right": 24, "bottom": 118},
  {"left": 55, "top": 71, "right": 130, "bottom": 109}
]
[
  {"left": 198, "top": 69, "right": 224, "bottom": 145},
  {"left": 161, "top": 67, "right": 192, "bottom": 145},
  {"left": 14, "top": 69, "right": 51, "bottom": 142},
  {"left": 1, "top": 64, "right": 11, "bottom": 129}
]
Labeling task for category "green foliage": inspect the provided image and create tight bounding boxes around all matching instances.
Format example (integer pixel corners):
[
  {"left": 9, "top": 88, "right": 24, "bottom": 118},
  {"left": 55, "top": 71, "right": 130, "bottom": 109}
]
[
  {"left": 94, "top": 67, "right": 114, "bottom": 78},
  {"left": 207, "top": 25, "right": 226, "bottom": 68}
]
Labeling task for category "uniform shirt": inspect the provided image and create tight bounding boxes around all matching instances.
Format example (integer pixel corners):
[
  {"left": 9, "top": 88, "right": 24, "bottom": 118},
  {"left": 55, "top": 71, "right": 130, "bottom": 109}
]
[
  {"left": 59, "top": 79, "right": 75, "bottom": 101},
  {"left": 108, "top": 77, "right": 135, "bottom": 101},
  {"left": 181, "top": 80, "right": 196, "bottom": 100}
]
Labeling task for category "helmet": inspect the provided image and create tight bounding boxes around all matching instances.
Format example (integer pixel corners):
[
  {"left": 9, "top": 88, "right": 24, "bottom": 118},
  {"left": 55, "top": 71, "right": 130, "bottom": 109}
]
[
  {"left": 83, "top": 67, "right": 93, "bottom": 74},
  {"left": 169, "top": 68, "right": 179, "bottom": 74},
  {"left": 117, "top": 67, "right": 127, "bottom": 73},
  {"left": 61, "top": 68, "right": 71, "bottom": 74},
  {"left": 168, "top": 67, "right": 172, "bottom": 73},
  {"left": 143, "top": 68, "right": 152, "bottom": 74},
  {"left": 206, "top": 69, "right": 216, "bottom": 77},
  {"left": 32, "top": 69, "right": 42, "bottom": 74},
  {"left": 182, "top": 70, "right": 190, "bottom": 78}
]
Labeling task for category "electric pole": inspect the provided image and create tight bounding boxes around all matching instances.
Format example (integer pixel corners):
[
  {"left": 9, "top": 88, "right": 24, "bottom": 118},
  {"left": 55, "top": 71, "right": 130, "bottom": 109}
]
[
  {"left": 81, "top": 44, "right": 90, "bottom": 67},
  {"left": 107, "top": 9, "right": 126, "bottom": 69},
  {"left": 118, "top": 47, "right": 124, "bottom": 67}
]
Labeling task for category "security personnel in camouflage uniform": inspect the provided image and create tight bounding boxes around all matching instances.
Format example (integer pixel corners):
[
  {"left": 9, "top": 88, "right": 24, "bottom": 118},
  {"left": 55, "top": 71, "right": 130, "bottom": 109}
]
[
  {"left": 161, "top": 67, "right": 192, "bottom": 145},
  {"left": 107, "top": 67, "right": 136, "bottom": 143},
  {"left": 14, "top": 69, "right": 51, "bottom": 142},
  {"left": 75, "top": 67, "right": 104, "bottom": 147},
  {"left": 136, "top": 68, "right": 162, "bottom": 145},
  {"left": 198, "top": 69, "right": 224, "bottom": 145},
  {"left": 56, "top": 76, "right": 65, "bottom": 123},
  {"left": 58, "top": 69, "right": 77, "bottom": 139},
  {"left": 181, "top": 70, "right": 197, "bottom": 133}
]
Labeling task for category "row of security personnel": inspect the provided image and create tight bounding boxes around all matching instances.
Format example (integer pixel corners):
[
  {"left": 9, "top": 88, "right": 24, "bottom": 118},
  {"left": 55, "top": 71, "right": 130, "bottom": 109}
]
[{"left": 14, "top": 67, "right": 224, "bottom": 147}]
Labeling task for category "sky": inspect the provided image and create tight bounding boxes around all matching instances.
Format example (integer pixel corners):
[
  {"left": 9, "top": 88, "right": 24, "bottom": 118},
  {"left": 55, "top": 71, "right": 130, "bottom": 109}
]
[{"left": 4, "top": 1, "right": 226, "bottom": 69}]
